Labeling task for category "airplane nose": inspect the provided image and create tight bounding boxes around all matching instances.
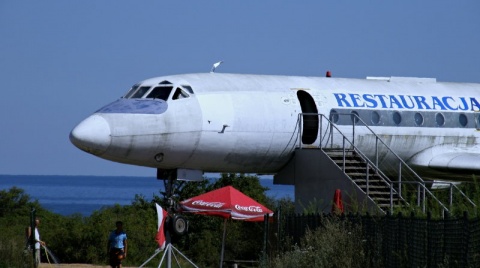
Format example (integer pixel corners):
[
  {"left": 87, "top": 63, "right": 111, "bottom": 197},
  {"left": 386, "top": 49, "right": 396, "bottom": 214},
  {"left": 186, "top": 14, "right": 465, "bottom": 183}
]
[{"left": 69, "top": 114, "right": 111, "bottom": 155}]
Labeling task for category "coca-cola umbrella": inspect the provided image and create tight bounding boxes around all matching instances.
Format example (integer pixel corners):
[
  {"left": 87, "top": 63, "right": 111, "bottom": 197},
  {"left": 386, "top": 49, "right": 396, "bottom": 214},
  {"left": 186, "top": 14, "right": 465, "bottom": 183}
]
[{"left": 180, "top": 186, "right": 273, "bottom": 268}]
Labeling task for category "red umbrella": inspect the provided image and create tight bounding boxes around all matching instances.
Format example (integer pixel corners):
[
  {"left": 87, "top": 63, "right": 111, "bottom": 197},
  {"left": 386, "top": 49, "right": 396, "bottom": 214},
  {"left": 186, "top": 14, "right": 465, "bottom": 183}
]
[
  {"left": 180, "top": 186, "right": 273, "bottom": 267},
  {"left": 180, "top": 185, "right": 273, "bottom": 221}
]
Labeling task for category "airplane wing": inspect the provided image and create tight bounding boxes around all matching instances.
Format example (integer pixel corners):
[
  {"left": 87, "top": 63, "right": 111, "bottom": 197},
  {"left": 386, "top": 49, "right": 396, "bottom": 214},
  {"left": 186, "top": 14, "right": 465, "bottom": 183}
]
[
  {"left": 408, "top": 146, "right": 480, "bottom": 179},
  {"left": 428, "top": 153, "right": 480, "bottom": 170}
]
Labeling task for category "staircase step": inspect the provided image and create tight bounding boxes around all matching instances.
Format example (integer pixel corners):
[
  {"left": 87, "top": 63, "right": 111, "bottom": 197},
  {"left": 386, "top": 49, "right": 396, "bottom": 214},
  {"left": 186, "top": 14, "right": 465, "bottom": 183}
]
[
  {"left": 353, "top": 182, "right": 388, "bottom": 187},
  {"left": 331, "top": 160, "right": 365, "bottom": 166},
  {"left": 347, "top": 172, "right": 376, "bottom": 176},
  {"left": 337, "top": 166, "right": 377, "bottom": 173},
  {"left": 329, "top": 155, "right": 361, "bottom": 159},
  {"left": 371, "top": 197, "right": 400, "bottom": 202},
  {"left": 367, "top": 192, "right": 398, "bottom": 197},
  {"left": 378, "top": 203, "right": 397, "bottom": 208},
  {"left": 323, "top": 148, "right": 355, "bottom": 153},
  {"left": 353, "top": 179, "right": 389, "bottom": 184},
  {"left": 352, "top": 177, "right": 385, "bottom": 181},
  {"left": 328, "top": 156, "right": 361, "bottom": 161},
  {"left": 362, "top": 186, "right": 394, "bottom": 191}
]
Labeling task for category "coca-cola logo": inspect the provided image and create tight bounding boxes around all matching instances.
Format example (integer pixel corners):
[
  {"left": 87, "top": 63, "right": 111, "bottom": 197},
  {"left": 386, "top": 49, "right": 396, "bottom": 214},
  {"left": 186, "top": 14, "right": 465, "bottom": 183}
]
[
  {"left": 191, "top": 200, "right": 225, "bottom": 208},
  {"left": 235, "top": 204, "right": 263, "bottom": 213}
]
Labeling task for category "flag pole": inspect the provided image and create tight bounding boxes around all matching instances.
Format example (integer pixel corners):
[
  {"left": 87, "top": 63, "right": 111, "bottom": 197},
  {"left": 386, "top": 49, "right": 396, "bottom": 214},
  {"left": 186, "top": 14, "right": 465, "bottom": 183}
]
[{"left": 219, "top": 218, "right": 227, "bottom": 268}]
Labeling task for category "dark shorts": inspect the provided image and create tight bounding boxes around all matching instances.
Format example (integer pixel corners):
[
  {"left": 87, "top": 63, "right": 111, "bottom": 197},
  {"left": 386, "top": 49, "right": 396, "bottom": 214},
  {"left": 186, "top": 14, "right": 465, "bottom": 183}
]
[{"left": 109, "top": 248, "right": 125, "bottom": 266}]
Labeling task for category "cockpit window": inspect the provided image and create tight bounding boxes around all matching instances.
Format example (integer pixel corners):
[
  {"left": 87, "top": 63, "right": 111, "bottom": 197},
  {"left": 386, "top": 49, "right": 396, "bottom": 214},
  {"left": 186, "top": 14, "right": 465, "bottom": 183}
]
[
  {"left": 181, "top": 85, "right": 194, "bottom": 94},
  {"left": 123, "top": 84, "right": 140, "bottom": 98},
  {"left": 130, "top": 86, "right": 151, "bottom": 98},
  {"left": 172, "top": 87, "right": 189, "bottom": 100},
  {"left": 123, "top": 83, "right": 192, "bottom": 100},
  {"left": 146, "top": 86, "right": 173, "bottom": 100}
]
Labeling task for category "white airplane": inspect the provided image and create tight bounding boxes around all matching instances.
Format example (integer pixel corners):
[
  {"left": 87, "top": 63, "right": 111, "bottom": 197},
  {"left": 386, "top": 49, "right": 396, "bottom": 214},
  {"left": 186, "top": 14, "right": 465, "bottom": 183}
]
[{"left": 70, "top": 72, "right": 480, "bottom": 183}]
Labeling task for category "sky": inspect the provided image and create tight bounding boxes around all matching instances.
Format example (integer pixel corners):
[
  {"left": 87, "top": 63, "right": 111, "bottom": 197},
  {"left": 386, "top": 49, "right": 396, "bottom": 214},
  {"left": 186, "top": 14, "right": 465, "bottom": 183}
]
[{"left": 0, "top": 1, "right": 479, "bottom": 177}]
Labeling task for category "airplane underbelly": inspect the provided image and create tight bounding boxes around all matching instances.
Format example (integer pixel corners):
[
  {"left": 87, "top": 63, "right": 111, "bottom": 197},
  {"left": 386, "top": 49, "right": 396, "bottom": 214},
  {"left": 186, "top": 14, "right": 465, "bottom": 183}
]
[
  {"left": 104, "top": 131, "right": 202, "bottom": 168},
  {"left": 186, "top": 130, "right": 294, "bottom": 173}
]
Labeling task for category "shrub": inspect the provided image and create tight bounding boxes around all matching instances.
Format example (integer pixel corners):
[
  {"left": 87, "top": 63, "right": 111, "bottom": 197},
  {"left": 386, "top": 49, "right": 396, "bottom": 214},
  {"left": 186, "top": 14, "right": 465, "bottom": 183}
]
[{"left": 271, "top": 217, "right": 366, "bottom": 268}]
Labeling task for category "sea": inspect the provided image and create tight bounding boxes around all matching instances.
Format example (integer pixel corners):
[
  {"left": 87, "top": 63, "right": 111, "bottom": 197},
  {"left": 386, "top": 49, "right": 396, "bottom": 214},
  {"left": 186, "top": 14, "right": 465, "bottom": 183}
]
[{"left": 0, "top": 175, "right": 294, "bottom": 216}]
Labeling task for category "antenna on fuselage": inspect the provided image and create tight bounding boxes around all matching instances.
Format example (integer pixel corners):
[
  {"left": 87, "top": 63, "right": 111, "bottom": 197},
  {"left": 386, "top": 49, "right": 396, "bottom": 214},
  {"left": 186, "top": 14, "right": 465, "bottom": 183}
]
[{"left": 210, "top": 61, "right": 223, "bottom": 73}]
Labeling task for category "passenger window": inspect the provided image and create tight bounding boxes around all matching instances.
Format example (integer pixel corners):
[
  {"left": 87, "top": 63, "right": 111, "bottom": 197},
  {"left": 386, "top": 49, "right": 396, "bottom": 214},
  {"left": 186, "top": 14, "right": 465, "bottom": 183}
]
[
  {"left": 146, "top": 86, "right": 173, "bottom": 101},
  {"left": 414, "top": 113, "right": 424, "bottom": 126},
  {"left": 172, "top": 87, "right": 189, "bottom": 100},
  {"left": 371, "top": 111, "right": 380, "bottom": 125},
  {"left": 435, "top": 113, "right": 445, "bottom": 127},
  {"left": 393, "top": 112, "right": 402, "bottom": 125},
  {"left": 330, "top": 109, "right": 339, "bottom": 123},
  {"left": 459, "top": 114, "right": 468, "bottom": 127},
  {"left": 131, "top": 86, "right": 151, "bottom": 98}
]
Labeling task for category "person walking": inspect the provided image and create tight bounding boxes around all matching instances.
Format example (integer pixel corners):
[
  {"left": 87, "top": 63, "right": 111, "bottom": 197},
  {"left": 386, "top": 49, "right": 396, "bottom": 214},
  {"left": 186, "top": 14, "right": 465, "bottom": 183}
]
[{"left": 107, "top": 221, "right": 128, "bottom": 268}]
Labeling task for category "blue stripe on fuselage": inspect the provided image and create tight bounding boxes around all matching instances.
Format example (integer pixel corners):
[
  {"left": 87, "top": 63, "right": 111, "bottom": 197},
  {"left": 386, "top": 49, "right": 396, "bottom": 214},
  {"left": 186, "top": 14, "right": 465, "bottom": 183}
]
[{"left": 96, "top": 99, "right": 168, "bottom": 114}]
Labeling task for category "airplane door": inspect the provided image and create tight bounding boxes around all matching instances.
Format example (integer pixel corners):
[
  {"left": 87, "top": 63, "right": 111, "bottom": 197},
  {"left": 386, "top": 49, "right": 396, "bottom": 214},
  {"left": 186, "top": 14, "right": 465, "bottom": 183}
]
[{"left": 297, "top": 90, "right": 319, "bottom": 144}]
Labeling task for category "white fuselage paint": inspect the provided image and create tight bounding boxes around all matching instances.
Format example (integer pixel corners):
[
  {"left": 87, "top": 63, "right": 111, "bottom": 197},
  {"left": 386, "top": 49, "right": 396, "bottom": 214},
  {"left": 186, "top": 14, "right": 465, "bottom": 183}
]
[{"left": 70, "top": 73, "right": 480, "bottom": 180}]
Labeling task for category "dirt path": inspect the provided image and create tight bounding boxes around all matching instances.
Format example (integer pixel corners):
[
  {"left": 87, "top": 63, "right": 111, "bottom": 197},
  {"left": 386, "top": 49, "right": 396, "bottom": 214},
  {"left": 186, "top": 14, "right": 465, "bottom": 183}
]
[{"left": 39, "top": 264, "right": 136, "bottom": 268}]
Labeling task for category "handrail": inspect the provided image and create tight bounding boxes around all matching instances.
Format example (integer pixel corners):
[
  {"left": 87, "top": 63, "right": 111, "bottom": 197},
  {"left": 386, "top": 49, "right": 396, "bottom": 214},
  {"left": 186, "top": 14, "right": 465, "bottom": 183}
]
[
  {"left": 337, "top": 135, "right": 411, "bottom": 209},
  {"left": 295, "top": 112, "right": 476, "bottom": 216},
  {"left": 429, "top": 182, "right": 477, "bottom": 210},
  {"left": 340, "top": 134, "right": 394, "bottom": 188},
  {"left": 320, "top": 113, "right": 427, "bottom": 185},
  {"left": 279, "top": 116, "right": 301, "bottom": 157},
  {"left": 389, "top": 181, "right": 449, "bottom": 216},
  {"left": 299, "top": 113, "right": 412, "bottom": 210},
  {"left": 451, "top": 183, "right": 477, "bottom": 209}
]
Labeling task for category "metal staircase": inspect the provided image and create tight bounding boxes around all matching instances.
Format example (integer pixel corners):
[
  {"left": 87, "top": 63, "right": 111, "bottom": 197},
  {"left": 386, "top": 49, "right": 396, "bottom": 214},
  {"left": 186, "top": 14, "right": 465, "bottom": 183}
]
[
  {"left": 323, "top": 148, "right": 405, "bottom": 211},
  {"left": 293, "top": 113, "right": 476, "bottom": 216}
]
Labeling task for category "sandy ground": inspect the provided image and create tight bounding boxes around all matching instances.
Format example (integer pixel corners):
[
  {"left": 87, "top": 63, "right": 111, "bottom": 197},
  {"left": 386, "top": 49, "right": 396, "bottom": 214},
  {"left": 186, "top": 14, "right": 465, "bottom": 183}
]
[{"left": 39, "top": 264, "right": 136, "bottom": 268}]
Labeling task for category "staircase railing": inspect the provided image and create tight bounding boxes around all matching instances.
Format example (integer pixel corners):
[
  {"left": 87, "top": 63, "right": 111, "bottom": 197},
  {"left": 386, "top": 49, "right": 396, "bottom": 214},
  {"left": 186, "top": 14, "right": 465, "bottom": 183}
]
[
  {"left": 388, "top": 181, "right": 476, "bottom": 215},
  {"left": 296, "top": 113, "right": 476, "bottom": 216}
]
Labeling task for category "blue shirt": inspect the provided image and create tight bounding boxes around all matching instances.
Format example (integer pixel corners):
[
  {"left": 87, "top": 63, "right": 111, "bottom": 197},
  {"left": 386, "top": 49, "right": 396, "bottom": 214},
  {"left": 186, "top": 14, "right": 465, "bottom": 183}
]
[{"left": 109, "top": 230, "right": 127, "bottom": 249}]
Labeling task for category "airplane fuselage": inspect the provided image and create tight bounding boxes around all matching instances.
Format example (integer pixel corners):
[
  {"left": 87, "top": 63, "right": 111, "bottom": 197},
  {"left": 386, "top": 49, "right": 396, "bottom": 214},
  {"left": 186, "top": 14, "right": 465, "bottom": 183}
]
[{"left": 70, "top": 73, "right": 480, "bottom": 180}]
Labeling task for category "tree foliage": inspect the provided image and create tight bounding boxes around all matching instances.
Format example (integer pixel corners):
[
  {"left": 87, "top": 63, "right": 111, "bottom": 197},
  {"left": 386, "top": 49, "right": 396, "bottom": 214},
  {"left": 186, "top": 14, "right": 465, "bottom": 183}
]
[
  {"left": 0, "top": 188, "right": 45, "bottom": 268},
  {"left": 270, "top": 217, "right": 366, "bottom": 268},
  {"left": 0, "top": 173, "right": 285, "bottom": 267}
]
